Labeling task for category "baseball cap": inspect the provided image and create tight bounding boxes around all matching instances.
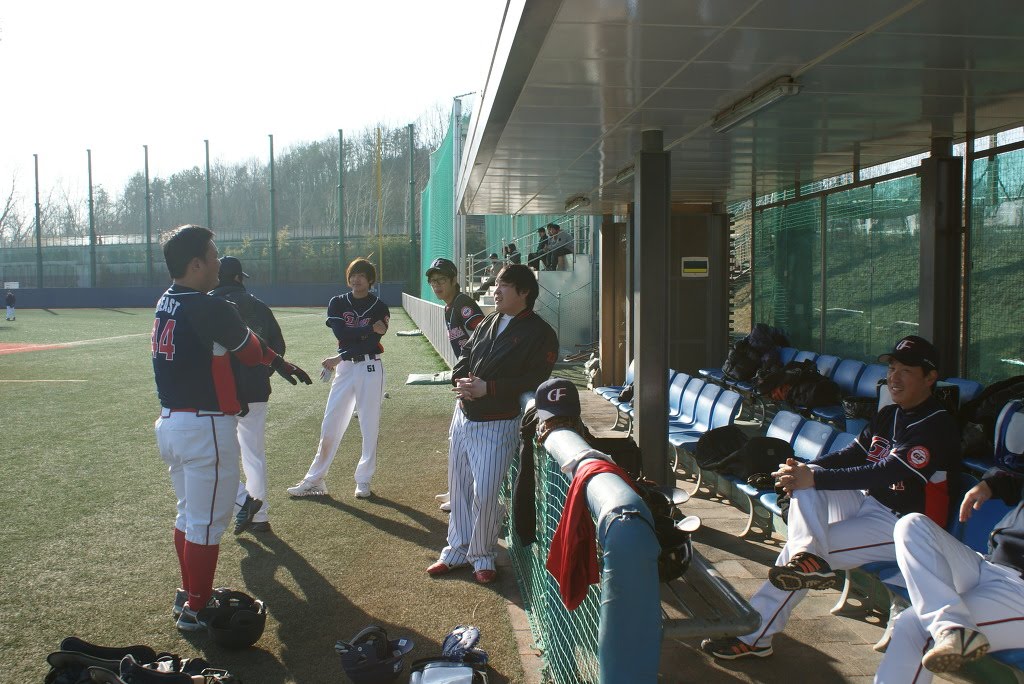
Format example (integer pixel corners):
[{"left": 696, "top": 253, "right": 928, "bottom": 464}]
[
  {"left": 878, "top": 335, "right": 939, "bottom": 372},
  {"left": 535, "top": 378, "right": 581, "bottom": 421},
  {"left": 219, "top": 256, "right": 249, "bottom": 278},
  {"left": 489, "top": 253, "right": 499, "bottom": 260},
  {"left": 426, "top": 257, "right": 457, "bottom": 279}
]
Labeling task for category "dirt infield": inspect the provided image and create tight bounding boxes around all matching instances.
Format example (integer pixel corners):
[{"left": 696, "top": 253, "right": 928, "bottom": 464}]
[{"left": 0, "top": 342, "right": 70, "bottom": 355}]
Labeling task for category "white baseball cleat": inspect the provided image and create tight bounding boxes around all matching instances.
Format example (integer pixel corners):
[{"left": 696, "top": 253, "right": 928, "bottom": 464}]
[
  {"left": 435, "top": 492, "right": 450, "bottom": 503},
  {"left": 287, "top": 480, "right": 329, "bottom": 497},
  {"left": 354, "top": 483, "right": 372, "bottom": 499},
  {"left": 922, "top": 626, "right": 989, "bottom": 673},
  {"left": 440, "top": 501, "right": 452, "bottom": 512}
]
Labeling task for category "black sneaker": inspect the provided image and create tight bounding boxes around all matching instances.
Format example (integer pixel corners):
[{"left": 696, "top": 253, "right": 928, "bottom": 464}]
[
  {"left": 700, "top": 636, "right": 773, "bottom": 660},
  {"left": 233, "top": 495, "right": 263, "bottom": 535},
  {"left": 249, "top": 521, "right": 272, "bottom": 533},
  {"left": 768, "top": 551, "right": 839, "bottom": 591}
]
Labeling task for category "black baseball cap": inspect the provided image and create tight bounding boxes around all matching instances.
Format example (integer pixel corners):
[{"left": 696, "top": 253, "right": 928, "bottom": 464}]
[
  {"left": 425, "top": 257, "right": 457, "bottom": 279},
  {"left": 219, "top": 256, "right": 249, "bottom": 278},
  {"left": 535, "top": 378, "right": 581, "bottom": 421},
  {"left": 878, "top": 335, "right": 939, "bottom": 372}
]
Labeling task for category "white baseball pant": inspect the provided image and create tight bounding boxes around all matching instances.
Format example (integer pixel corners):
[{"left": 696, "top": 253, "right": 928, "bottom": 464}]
[
  {"left": 303, "top": 357, "right": 385, "bottom": 486},
  {"left": 156, "top": 410, "right": 240, "bottom": 544},
  {"left": 875, "top": 513, "right": 1024, "bottom": 683},
  {"left": 741, "top": 488, "right": 901, "bottom": 647},
  {"left": 439, "top": 408, "right": 520, "bottom": 572},
  {"left": 5, "top": 305, "right": 13, "bottom": 319},
  {"left": 235, "top": 401, "right": 269, "bottom": 523}
]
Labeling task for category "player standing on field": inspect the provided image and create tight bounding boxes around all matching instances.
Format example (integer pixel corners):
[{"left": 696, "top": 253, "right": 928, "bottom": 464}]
[
  {"left": 210, "top": 256, "right": 285, "bottom": 535},
  {"left": 426, "top": 257, "right": 484, "bottom": 513},
  {"left": 5, "top": 290, "right": 15, "bottom": 321},
  {"left": 152, "top": 225, "right": 311, "bottom": 631},
  {"left": 288, "top": 258, "right": 390, "bottom": 500},
  {"left": 427, "top": 264, "right": 558, "bottom": 584}
]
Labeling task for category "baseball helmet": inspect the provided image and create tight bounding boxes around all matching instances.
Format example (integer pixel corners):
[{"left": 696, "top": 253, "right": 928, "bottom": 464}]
[
  {"left": 995, "top": 399, "right": 1024, "bottom": 474},
  {"left": 336, "top": 625, "right": 415, "bottom": 684},
  {"left": 196, "top": 589, "right": 266, "bottom": 650}
]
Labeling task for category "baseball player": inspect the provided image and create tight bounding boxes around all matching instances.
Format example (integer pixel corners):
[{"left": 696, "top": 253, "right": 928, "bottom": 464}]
[
  {"left": 702, "top": 335, "right": 959, "bottom": 659},
  {"left": 875, "top": 471, "right": 1024, "bottom": 679},
  {"left": 426, "top": 257, "right": 484, "bottom": 512},
  {"left": 5, "top": 290, "right": 15, "bottom": 320},
  {"left": 152, "top": 225, "right": 311, "bottom": 631},
  {"left": 210, "top": 256, "right": 285, "bottom": 535},
  {"left": 288, "top": 258, "right": 390, "bottom": 499},
  {"left": 427, "top": 264, "right": 558, "bottom": 583}
]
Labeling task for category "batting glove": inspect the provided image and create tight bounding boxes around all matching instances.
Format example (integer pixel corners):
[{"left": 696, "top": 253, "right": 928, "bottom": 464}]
[{"left": 270, "top": 356, "right": 313, "bottom": 385}]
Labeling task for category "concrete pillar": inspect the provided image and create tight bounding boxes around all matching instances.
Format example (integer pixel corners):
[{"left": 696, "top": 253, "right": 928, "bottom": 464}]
[
  {"left": 918, "top": 137, "right": 962, "bottom": 375},
  {"left": 632, "top": 130, "right": 670, "bottom": 483}
]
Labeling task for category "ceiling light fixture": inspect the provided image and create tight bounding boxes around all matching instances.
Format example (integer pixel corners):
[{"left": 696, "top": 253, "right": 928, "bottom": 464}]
[
  {"left": 564, "top": 194, "right": 591, "bottom": 213},
  {"left": 614, "top": 164, "right": 635, "bottom": 185},
  {"left": 712, "top": 76, "right": 801, "bottom": 134}
]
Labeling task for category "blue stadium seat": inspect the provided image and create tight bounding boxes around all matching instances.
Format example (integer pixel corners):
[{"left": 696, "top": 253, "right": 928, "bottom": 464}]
[
  {"left": 792, "top": 421, "right": 838, "bottom": 462},
  {"left": 828, "top": 431, "right": 858, "bottom": 453},
  {"left": 811, "top": 359, "right": 867, "bottom": 424},
  {"left": 945, "top": 377, "right": 984, "bottom": 405},
  {"left": 667, "top": 373, "right": 693, "bottom": 420},
  {"left": 815, "top": 354, "right": 842, "bottom": 378},
  {"left": 964, "top": 399, "right": 1024, "bottom": 475},
  {"left": 778, "top": 347, "right": 798, "bottom": 365},
  {"left": 669, "top": 390, "right": 743, "bottom": 452},
  {"left": 669, "top": 384, "right": 720, "bottom": 434},
  {"left": 670, "top": 379, "right": 709, "bottom": 430},
  {"left": 854, "top": 363, "right": 888, "bottom": 398},
  {"left": 595, "top": 359, "right": 634, "bottom": 400},
  {"left": 765, "top": 410, "right": 805, "bottom": 443},
  {"left": 792, "top": 350, "right": 818, "bottom": 364}
]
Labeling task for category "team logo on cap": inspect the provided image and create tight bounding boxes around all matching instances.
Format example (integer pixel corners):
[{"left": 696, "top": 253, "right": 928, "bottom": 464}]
[
  {"left": 546, "top": 387, "right": 568, "bottom": 403},
  {"left": 896, "top": 339, "right": 915, "bottom": 351},
  {"left": 907, "top": 446, "right": 930, "bottom": 468}
]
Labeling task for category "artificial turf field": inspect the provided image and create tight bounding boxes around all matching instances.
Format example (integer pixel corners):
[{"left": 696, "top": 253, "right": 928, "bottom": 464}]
[{"left": 0, "top": 306, "right": 525, "bottom": 682}]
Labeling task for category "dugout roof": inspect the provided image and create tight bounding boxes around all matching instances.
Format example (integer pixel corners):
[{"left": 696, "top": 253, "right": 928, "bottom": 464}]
[{"left": 457, "top": 0, "right": 1024, "bottom": 215}]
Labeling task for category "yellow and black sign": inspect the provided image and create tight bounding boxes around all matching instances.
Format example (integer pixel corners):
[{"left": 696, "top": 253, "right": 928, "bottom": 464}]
[{"left": 681, "top": 257, "right": 709, "bottom": 278}]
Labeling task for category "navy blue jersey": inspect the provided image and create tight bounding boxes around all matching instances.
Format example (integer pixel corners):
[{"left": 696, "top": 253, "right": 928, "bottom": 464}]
[
  {"left": 445, "top": 292, "right": 484, "bottom": 358},
  {"left": 210, "top": 283, "right": 284, "bottom": 403},
  {"left": 814, "top": 396, "right": 959, "bottom": 525},
  {"left": 326, "top": 292, "right": 390, "bottom": 358},
  {"left": 152, "top": 285, "right": 254, "bottom": 413}
]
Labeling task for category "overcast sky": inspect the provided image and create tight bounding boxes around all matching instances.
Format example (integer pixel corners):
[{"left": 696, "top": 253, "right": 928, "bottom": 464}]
[{"left": 0, "top": 0, "right": 505, "bottom": 203}]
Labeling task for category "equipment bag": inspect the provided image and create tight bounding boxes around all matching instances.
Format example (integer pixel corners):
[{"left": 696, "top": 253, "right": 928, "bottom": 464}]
[
  {"left": 722, "top": 339, "right": 762, "bottom": 381},
  {"left": 704, "top": 436, "right": 794, "bottom": 480},
  {"left": 694, "top": 425, "right": 749, "bottom": 469},
  {"left": 410, "top": 658, "right": 489, "bottom": 684}
]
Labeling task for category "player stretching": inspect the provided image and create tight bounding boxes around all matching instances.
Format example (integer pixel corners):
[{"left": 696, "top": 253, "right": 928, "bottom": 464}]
[
  {"left": 153, "top": 225, "right": 311, "bottom": 631},
  {"left": 701, "top": 335, "right": 958, "bottom": 660},
  {"left": 210, "top": 256, "right": 285, "bottom": 535},
  {"left": 426, "top": 257, "right": 484, "bottom": 513},
  {"left": 427, "top": 264, "right": 558, "bottom": 583},
  {"left": 288, "top": 258, "right": 390, "bottom": 499}
]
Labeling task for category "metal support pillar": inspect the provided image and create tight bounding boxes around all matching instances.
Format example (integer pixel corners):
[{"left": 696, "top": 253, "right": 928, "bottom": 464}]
[
  {"left": 632, "top": 130, "right": 670, "bottom": 483},
  {"left": 918, "top": 137, "right": 962, "bottom": 374},
  {"left": 87, "top": 149, "right": 96, "bottom": 287}
]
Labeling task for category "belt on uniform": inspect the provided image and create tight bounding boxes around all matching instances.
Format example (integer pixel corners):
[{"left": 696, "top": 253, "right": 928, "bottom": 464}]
[
  {"left": 342, "top": 354, "right": 380, "bottom": 362},
  {"left": 160, "top": 408, "right": 227, "bottom": 418}
]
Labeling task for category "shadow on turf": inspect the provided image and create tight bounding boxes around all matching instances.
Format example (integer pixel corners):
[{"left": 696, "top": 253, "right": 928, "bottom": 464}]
[
  {"left": 99, "top": 308, "right": 139, "bottom": 315},
  {"left": 289, "top": 493, "right": 449, "bottom": 548},
  {"left": 666, "top": 632, "right": 853, "bottom": 683}
]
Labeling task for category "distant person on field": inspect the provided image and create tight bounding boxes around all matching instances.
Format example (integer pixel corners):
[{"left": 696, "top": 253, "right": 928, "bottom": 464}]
[
  {"left": 210, "top": 256, "right": 285, "bottom": 535},
  {"left": 546, "top": 223, "right": 572, "bottom": 271},
  {"left": 5, "top": 290, "right": 15, "bottom": 321},
  {"left": 288, "top": 258, "right": 390, "bottom": 500},
  {"left": 426, "top": 257, "right": 484, "bottom": 513}
]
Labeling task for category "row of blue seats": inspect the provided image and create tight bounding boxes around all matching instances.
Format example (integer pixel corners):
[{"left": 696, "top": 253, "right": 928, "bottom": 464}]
[{"left": 701, "top": 345, "right": 985, "bottom": 432}]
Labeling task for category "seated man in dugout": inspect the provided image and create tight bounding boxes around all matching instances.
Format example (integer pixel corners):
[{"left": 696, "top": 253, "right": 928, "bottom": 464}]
[{"left": 701, "top": 335, "right": 960, "bottom": 660}]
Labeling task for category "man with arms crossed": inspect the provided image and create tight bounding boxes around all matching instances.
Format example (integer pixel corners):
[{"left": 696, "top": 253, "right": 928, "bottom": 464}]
[
  {"left": 153, "top": 225, "right": 311, "bottom": 631},
  {"left": 875, "top": 448, "right": 1024, "bottom": 679},
  {"left": 427, "top": 257, "right": 484, "bottom": 513},
  {"left": 702, "top": 335, "right": 958, "bottom": 659},
  {"left": 210, "top": 256, "right": 285, "bottom": 534},
  {"left": 427, "top": 264, "right": 558, "bottom": 583}
]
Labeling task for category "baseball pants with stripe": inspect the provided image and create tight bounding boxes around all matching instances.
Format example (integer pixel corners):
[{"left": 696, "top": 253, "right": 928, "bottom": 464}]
[
  {"left": 303, "top": 357, "right": 385, "bottom": 487},
  {"left": 875, "top": 513, "right": 1024, "bottom": 683},
  {"left": 741, "top": 488, "right": 901, "bottom": 647},
  {"left": 439, "top": 409, "right": 520, "bottom": 572},
  {"left": 235, "top": 401, "right": 269, "bottom": 523},
  {"left": 156, "top": 411, "right": 240, "bottom": 545}
]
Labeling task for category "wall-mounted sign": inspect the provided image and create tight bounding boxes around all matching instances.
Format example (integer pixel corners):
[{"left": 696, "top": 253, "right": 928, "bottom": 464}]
[{"left": 681, "top": 257, "right": 708, "bottom": 278}]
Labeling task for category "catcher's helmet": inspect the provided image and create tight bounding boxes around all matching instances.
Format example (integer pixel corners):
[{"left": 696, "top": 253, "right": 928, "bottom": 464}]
[
  {"left": 196, "top": 589, "right": 267, "bottom": 650},
  {"left": 336, "top": 625, "right": 414, "bottom": 684}
]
